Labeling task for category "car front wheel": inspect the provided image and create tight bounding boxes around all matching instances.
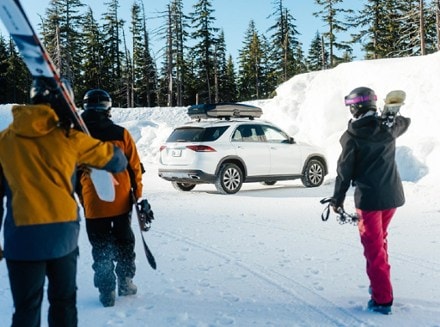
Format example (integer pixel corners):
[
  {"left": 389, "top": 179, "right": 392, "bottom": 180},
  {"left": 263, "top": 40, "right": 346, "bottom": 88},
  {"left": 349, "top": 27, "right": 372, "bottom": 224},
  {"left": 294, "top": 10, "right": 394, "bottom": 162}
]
[
  {"left": 215, "top": 163, "right": 243, "bottom": 194},
  {"left": 172, "top": 181, "right": 196, "bottom": 192},
  {"left": 301, "top": 159, "right": 325, "bottom": 187}
]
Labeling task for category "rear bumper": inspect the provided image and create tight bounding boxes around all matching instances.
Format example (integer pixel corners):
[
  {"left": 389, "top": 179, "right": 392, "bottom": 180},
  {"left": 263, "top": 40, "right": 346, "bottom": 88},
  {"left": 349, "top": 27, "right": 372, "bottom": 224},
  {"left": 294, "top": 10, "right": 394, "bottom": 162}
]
[{"left": 158, "top": 169, "right": 216, "bottom": 184}]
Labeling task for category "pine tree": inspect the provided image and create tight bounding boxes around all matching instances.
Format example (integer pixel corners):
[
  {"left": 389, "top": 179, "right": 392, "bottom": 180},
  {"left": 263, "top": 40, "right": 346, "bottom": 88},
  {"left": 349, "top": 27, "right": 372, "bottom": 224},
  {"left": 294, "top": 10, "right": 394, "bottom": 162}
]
[
  {"left": 422, "top": 0, "right": 439, "bottom": 54},
  {"left": 130, "top": 1, "right": 145, "bottom": 107},
  {"left": 139, "top": 2, "right": 158, "bottom": 107},
  {"left": 81, "top": 7, "right": 106, "bottom": 97},
  {"left": 189, "top": 0, "right": 219, "bottom": 104},
  {"left": 349, "top": 0, "right": 400, "bottom": 59},
  {"left": 170, "top": 0, "right": 187, "bottom": 106},
  {"left": 238, "top": 20, "right": 264, "bottom": 101},
  {"left": 0, "top": 35, "right": 8, "bottom": 103},
  {"left": 306, "top": 31, "right": 328, "bottom": 71},
  {"left": 436, "top": 0, "right": 440, "bottom": 50},
  {"left": 40, "top": 0, "right": 85, "bottom": 96},
  {"left": 267, "top": 0, "right": 301, "bottom": 84},
  {"left": 222, "top": 55, "right": 238, "bottom": 102},
  {"left": 313, "top": 0, "right": 353, "bottom": 67},
  {"left": 101, "top": 0, "right": 125, "bottom": 106},
  {"left": 214, "top": 30, "right": 228, "bottom": 103},
  {"left": 2, "top": 36, "right": 30, "bottom": 104}
]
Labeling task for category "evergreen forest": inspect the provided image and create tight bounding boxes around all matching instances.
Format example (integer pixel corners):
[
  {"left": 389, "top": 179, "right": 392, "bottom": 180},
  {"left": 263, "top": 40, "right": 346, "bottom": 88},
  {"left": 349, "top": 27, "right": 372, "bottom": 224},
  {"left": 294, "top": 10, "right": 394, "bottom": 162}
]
[{"left": 0, "top": 0, "right": 439, "bottom": 107}]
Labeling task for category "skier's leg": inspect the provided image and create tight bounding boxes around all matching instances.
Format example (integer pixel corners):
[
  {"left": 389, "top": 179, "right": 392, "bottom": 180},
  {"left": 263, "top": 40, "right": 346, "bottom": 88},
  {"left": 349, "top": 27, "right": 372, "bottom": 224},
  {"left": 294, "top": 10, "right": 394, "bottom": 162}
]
[
  {"left": 357, "top": 209, "right": 394, "bottom": 305},
  {"left": 113, "top": 212, "right": 137, "bottom": 295},
  {"left": 85, "top": 218, "right": 116, "bottom": 297},
  {"left": 381, "top": 208, "right": 396, "bottom": 262},
  {"left": 6, "top": 259, "right": 46, "bottom": 327},
  {"left": 46, "top": 248, "right": 78, "bottom": 327}
]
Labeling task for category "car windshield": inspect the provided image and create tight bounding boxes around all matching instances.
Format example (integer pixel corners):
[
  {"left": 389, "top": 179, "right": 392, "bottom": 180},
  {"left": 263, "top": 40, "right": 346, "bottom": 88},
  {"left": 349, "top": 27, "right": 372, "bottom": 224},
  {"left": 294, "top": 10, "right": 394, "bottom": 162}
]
[{"left": 167, "top": 126, "right": 228, "bottom": 142}]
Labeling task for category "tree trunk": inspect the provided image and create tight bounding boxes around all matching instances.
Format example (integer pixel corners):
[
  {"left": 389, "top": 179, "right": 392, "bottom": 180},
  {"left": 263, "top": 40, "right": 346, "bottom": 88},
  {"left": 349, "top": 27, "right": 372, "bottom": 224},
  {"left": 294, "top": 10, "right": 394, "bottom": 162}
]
[
  {"left": 437, "top": 0, "right": 440, "bottom": 50},
  {"left": 420, "top": 0, "right": 426, "bottom": 55},
  {"left": 167, "top": 6, "right": 173, "bottom": 107}
]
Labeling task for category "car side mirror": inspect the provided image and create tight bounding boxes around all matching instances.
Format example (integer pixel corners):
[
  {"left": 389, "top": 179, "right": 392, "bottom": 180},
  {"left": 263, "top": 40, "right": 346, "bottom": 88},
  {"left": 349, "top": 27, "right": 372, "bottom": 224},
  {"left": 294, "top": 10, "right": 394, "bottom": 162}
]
[{"left": 289, "top": 137, "right": 296, "bottom": 144}]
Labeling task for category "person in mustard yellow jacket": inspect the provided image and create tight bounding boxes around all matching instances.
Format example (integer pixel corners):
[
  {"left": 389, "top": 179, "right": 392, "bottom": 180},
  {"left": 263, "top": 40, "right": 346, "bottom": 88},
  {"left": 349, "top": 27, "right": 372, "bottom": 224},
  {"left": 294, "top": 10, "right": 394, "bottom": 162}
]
[
  {"left": 0, "top": 78, "right": 127, "bottom": 327},
  {"left": 78, "top": 89, "right": 144, "bottom": 307}
]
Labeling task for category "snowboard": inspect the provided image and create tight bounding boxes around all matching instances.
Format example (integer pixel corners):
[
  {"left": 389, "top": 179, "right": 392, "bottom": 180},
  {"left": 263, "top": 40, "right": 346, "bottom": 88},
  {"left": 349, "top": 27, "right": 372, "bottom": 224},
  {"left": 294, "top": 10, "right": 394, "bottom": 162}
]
[
  {"left": 0, "top": 0, "right": 115, "bottom": 201},
  {"left": 131, "top": 190, "right": 157, "bottom": 270}
]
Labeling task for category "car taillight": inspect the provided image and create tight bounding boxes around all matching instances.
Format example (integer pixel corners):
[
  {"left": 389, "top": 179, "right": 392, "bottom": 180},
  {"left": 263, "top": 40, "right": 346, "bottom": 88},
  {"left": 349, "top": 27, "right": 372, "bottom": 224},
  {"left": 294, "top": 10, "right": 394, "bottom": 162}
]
[
  {"left": 159, "top": 145, "right": 167, "bottom": 151},
  {"left": 186, "top": 145, "right": 216, "bottom": 152}
]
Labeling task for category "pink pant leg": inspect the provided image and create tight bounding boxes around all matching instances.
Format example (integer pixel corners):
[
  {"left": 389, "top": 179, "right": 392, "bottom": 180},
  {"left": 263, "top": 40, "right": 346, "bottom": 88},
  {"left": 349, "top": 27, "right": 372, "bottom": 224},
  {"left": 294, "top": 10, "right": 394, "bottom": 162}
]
[{"left": 356, "top": 208, "right": 396, "bottom": 304}]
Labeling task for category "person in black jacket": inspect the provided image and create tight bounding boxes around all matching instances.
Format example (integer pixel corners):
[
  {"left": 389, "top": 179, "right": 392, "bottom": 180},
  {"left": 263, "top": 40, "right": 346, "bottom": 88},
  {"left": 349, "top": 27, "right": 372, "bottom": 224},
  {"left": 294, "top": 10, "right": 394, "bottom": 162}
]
[
  {"left": 331, "top": 87, "right": 410, "bottom": 315},
  {"left": 78, "top": 89, "right": 144, "bottom": 307}
]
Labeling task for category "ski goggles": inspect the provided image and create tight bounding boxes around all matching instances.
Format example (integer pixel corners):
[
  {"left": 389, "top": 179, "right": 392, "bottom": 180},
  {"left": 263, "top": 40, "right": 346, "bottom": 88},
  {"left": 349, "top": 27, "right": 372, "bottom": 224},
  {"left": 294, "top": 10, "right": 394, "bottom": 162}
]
[{"left": 344, "top": 94, "right": 377, "bottom": 106}]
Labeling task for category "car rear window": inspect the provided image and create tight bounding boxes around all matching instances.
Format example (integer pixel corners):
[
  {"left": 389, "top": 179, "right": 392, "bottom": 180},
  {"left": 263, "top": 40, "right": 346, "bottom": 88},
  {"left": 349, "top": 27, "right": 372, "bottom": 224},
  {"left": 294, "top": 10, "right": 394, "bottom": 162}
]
[{"left": 167, "top": 126, "right": 229, "bottom": 142}]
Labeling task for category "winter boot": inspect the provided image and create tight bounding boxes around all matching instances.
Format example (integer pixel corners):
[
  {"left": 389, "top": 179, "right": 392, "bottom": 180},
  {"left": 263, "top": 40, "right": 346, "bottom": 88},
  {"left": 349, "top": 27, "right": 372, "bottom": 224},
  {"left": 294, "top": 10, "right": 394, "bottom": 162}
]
[
  {"left": 367, "top": 299, "right": 392, "bottom": 315},
  {"left": 99, "top": 290, "right": 115, "bottom": 307},
  {"left": 118, "top": 277, "right": 137, "bottom": 296}
]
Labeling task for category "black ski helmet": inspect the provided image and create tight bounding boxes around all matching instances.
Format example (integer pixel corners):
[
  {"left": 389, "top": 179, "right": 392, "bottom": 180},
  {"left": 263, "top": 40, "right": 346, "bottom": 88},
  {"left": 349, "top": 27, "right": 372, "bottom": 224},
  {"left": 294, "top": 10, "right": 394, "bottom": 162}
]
[
  {"left": 30, "top": 77, "right": 58, "bottom": 104},
  {"left": 344, "top": 87, "right": 377, "bottom": 118},
  {"left": 83, "top": 89, "right": 112, "bottom": 111}
]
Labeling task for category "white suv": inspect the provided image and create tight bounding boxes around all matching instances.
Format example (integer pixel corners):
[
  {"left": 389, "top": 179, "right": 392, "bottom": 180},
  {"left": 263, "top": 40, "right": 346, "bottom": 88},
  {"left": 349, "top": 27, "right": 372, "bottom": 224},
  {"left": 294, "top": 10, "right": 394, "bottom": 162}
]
[{"left": 158, "top": 104, "right": 327, "bottom": 194}]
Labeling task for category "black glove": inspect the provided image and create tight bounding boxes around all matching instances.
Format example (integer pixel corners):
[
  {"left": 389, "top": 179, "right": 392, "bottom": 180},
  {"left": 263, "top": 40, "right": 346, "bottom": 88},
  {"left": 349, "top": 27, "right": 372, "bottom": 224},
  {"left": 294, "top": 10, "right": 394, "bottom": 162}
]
[
  {"left": 137, "top": 199, "right": 154, "bottom": 231},
  {"left": 329, "top": 197, "right": 344, "bottom": 213}
]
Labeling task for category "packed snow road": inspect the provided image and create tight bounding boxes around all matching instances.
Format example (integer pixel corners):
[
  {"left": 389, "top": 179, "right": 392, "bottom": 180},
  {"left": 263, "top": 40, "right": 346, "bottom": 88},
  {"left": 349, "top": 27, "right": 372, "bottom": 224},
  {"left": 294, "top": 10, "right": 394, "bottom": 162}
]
[{"left": 1, "top": 164, "right": 440, "bottom": 326}]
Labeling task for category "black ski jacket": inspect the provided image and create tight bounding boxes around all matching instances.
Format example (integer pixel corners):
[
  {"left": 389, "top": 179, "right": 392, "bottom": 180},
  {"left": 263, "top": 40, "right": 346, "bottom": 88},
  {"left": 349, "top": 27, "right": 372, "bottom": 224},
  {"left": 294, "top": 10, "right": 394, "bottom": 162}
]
[{"left": 332, "top": 114, "right": 410, "bottom": 210}]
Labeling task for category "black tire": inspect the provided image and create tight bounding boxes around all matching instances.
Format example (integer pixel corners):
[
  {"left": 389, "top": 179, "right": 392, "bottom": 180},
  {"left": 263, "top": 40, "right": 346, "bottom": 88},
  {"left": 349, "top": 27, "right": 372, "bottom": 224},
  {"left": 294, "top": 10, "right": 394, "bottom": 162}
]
[
  {"left": 215, "top": 163, "right": 243, "bottom": 194},
  {"left": 171, "top": 181, "right": 196, "bottom": 192},
  {"left": 261, "top": 181, "right": 277, "bottom": 186},
  {"left": 301, "top": 159, "right": 325, "bottom": 187}
]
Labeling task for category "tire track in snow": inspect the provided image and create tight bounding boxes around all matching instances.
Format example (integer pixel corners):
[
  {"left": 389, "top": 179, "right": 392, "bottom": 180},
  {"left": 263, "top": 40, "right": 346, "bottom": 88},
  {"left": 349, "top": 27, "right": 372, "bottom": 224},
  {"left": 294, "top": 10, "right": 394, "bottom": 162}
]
[
  {"left": 151, "top": 228, "right": 373, "bottom": 327},
  {"left": 235, "top": 217, "right": 440, "bottom": 276}
]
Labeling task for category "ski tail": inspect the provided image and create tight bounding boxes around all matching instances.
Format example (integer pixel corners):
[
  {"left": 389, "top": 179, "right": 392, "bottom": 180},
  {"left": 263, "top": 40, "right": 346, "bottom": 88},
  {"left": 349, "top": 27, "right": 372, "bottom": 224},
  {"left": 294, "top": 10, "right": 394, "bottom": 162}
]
[
  {"left": 381, "top": 89, "right": 406, "bottom": 127},
  {"left": 382, "top": 90, "right": 406, "bottom": 116}
]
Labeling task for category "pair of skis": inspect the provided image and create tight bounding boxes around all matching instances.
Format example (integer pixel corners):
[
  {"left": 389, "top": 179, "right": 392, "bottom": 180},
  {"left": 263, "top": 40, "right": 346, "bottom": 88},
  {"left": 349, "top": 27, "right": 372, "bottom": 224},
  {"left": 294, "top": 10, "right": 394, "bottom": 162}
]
[{"left": 0, "top": 0, "right": 156, "bottom": 269}]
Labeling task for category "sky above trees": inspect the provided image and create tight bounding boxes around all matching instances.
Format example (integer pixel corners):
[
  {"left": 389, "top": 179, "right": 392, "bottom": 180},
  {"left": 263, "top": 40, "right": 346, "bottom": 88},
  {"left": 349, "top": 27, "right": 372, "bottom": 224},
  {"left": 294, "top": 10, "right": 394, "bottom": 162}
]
[{"left": 0, "top": 0, "right": 364, "bottom": 62}]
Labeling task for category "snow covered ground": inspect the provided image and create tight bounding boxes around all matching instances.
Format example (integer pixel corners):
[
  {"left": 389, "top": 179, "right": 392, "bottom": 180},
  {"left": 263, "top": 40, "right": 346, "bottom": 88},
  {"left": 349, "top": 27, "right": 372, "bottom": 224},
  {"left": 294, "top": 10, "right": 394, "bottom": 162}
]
[{"left": 1, "top": 52, "right": 440, "bottom": 326}]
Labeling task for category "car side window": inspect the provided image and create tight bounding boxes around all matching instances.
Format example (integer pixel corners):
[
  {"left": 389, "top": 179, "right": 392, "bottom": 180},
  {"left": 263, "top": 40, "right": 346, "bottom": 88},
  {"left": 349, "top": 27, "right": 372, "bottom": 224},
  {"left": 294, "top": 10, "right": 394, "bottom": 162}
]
[
  {"left": 262, "top": 125, "right": 290, "bottom": 143},
  {"left": 202, "top": 126, "right": 228, "bottom": 141},
  {"left": 233, "top": 125, "right": 265, "bottom": 142}
]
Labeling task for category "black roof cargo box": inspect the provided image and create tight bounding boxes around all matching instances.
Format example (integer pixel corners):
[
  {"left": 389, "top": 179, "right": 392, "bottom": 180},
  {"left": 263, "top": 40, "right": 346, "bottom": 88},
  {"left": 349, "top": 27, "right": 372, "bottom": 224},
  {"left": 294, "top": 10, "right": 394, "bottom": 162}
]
[{"left": 187, "top": 103, "right": 262, "bottom": 120}]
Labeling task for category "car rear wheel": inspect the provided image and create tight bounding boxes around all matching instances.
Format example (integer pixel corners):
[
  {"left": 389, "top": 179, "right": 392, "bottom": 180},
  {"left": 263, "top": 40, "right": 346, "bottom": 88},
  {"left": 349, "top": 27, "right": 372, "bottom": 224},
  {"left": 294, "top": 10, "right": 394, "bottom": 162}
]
[
  {"left": 301, "top": 159, "right": 325, "bottom": 187},
  {"left": 215, "top": 163, "right": 243, "bottom": 194},
  {"left": 172, "top": 181, "right": 196, "bottom": 192}
]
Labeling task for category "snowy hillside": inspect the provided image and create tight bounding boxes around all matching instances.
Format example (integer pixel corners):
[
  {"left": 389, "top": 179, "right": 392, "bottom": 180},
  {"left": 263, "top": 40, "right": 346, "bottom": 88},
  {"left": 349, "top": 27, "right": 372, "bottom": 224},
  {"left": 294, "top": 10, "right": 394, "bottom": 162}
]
[{"left": 1, "top": 52, "right": 440, "bottom": 326}]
